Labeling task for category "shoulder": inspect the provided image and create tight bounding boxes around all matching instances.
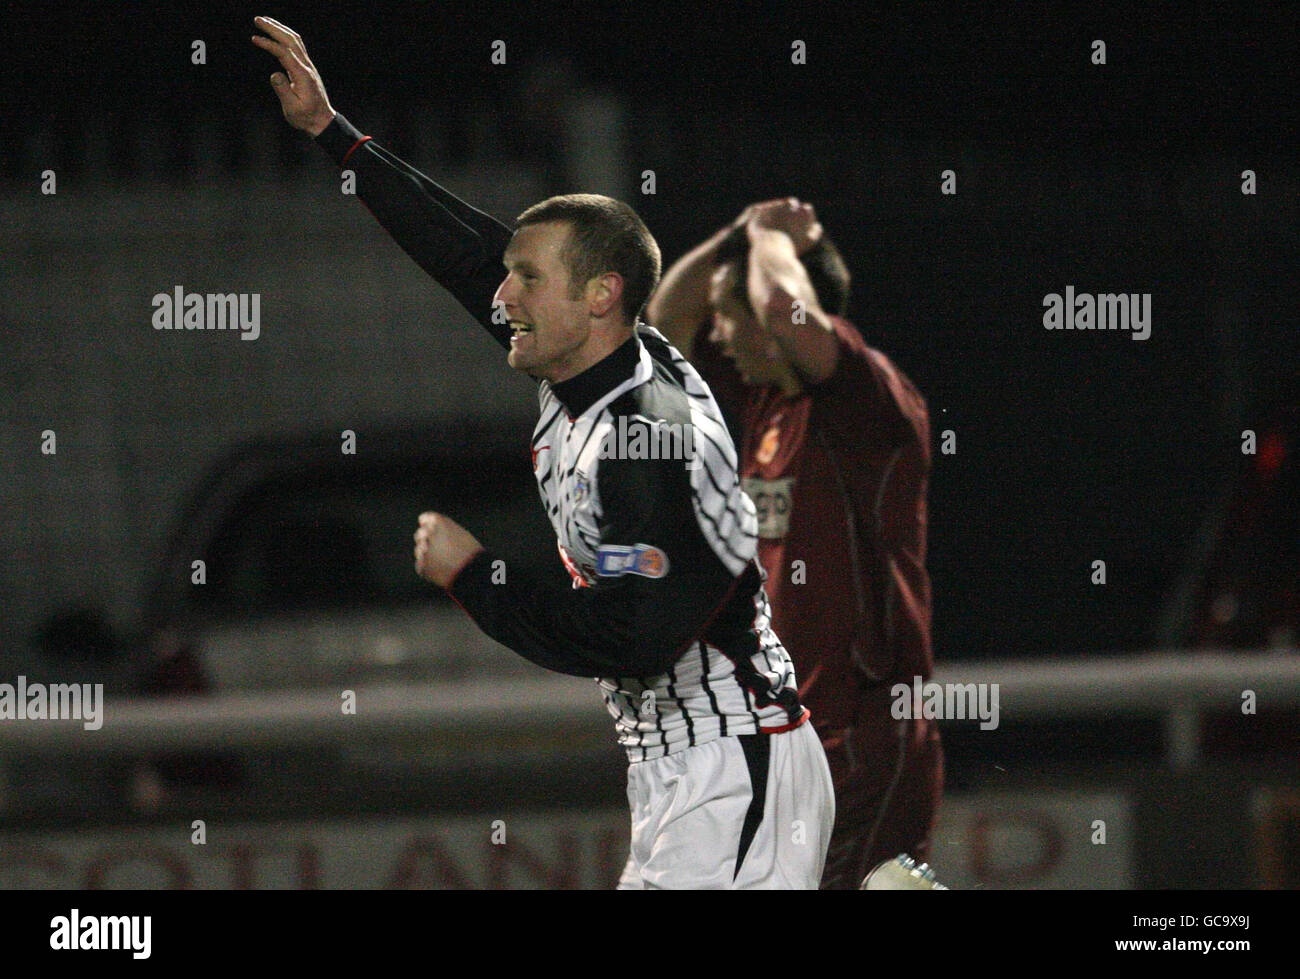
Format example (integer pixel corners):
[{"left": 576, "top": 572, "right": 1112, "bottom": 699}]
[
  {"left": 826, "top": 317, "right": 919, "bottom": 390},
  {"left": 811, "top": 316, "right": 929, "bottom": 437},
  {"left": 637, "top": 324, "right": 692, "bottom": 385},
  {"left": 825, "top": 315, "right": 881, "bottom": 372},
  {"left": 615, "top": 327, "right": 699, "bottom": 429}
]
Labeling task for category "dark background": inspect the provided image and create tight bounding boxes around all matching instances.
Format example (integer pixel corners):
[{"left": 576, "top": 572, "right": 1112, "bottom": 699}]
[{"left": 2, "top": 0, "right": 1296, "bottom": 668}]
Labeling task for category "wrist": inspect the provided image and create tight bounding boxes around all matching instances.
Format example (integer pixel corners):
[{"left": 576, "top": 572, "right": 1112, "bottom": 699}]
[
  {"left": 445, "top": 546, "right": 488, "bottom": 592},
  {"left": 307, "top": 108, "right": 337, "bottom": 138}
]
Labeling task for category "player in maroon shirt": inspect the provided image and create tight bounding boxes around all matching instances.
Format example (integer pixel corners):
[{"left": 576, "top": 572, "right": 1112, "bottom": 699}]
[{"left": 647, "top": 199, "right": 942, "bottom": 888}]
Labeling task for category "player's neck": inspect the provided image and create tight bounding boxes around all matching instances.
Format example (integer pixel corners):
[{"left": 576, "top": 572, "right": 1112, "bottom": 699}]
[
  {"left": 547, "top": 329, "right": 640, "bottom": 417},
  {"left": 546, "top": 322, "right": 636, "bottom": 385}
]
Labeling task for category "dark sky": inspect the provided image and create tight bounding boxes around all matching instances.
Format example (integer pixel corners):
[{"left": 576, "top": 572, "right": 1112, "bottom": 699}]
[{"left": 3, "top": 2, "right": 1294, "bottom": 142}]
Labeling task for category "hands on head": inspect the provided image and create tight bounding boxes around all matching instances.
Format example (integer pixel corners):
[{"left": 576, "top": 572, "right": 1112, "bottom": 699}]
[
  {"left": 251, "top": 16, "right": 336, "bottom": 136},
  {"left": 734, "top": 198, "right": 823, "bottom": 256}
]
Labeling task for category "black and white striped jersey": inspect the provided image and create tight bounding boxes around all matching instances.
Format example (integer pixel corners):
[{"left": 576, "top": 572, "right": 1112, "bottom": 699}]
[{"left": 317, "top": 114, "right": 809, "bottom": 760}]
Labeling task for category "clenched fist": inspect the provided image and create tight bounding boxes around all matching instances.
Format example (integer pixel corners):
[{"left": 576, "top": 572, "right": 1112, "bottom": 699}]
[
  {"left": 413, "top": 512, "right": 484, "bottom": 589},
  {"left": 251, "top": 16, "right": 336, "bottom": 137}
]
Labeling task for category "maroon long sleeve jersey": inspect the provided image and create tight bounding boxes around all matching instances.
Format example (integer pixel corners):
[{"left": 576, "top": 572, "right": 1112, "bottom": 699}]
[{"left": 691, "top": 317, "right": 934, "bottom": 733}]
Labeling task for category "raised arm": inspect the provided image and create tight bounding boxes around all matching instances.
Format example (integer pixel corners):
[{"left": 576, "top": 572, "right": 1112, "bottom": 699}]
[
  {"left": 645, "top": 226, "right": 731, "bottom": 360},
  {"left": 743, "top": 200, "right": 840, "bottom": 385},
  {"left": 645, "top": 201, "right": 786, "bottom": 359},
  {"left": 252, "top": 16, "right": 513, "bottom": 348}
]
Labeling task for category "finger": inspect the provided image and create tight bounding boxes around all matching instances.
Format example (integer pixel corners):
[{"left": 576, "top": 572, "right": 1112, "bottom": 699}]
[
  {"left": 252, "top": 22, "right": 312, "bottom": 63},
  {"left": 250, "top": 34, "right": 283, "bottom": 53},
  {"left": 418, "top": 512, "right": 440, "bottom": 527},
  {"left": 255, "top": 16, "right": 312, "bottom": 65},
  {"left": 269, "top": 73, "right": 304, "bottom": 113},
  {"left": 269, "top": 71, "right": 295, "bottom": 96},
  {"left": 276, "top": 47, "right": 313, "bottom": 88},
  {"left": 253, "top": 34, "right": 310, "bottom": 87},
  {"left": 282, "top": 48, "right": 313, "bottom": 84},
  {"left": 251, "top": 34, "right": 291, "bottom": 69},
  {"left": 250, "top": 28, "right": 299, "bottom": 67},
  {"left": 254, "top": 16, "right": 302, "bottom": 46}
]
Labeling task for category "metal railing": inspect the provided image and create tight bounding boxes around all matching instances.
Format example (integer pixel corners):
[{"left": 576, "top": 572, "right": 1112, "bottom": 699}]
[{"left": 2, "top": 651, "right": 1295, "bottom": 767}]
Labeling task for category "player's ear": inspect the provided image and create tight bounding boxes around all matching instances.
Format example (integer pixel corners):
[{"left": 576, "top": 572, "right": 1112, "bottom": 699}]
[{"left": 587, "top": 272, "right": 624, "bottom": 319}]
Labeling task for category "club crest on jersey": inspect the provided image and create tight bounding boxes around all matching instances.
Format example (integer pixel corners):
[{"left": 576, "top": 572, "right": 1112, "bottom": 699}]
[
  {"left": 595, "top": 543, "right": 670, "bottom": 579},
  {"left": 755, "top": 420, "right": 781, "bottom": 466},
  {"left": 573, "top": 471, "right": 590, "bottom": 503}
]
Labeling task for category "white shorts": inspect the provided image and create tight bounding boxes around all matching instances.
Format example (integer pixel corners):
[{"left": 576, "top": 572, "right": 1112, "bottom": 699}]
[{"left": 617, "top": 721, "right": 835, "bottom": 889}]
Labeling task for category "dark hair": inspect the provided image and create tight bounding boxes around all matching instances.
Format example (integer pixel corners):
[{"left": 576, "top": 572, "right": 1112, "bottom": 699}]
[
  {"left": 515, "top": 194, "right": 662, "bottom": 323},
  {"left": 713, "top": 225, "right": 851, "bottom": 318}
]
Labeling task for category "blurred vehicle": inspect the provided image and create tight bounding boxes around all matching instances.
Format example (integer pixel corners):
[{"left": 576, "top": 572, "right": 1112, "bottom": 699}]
[
  {"left": 2, "top": 420, "right": 621, "bottom": 827},
  {"left": 139, "top": 420, "right": 566, "bottom": 692}
]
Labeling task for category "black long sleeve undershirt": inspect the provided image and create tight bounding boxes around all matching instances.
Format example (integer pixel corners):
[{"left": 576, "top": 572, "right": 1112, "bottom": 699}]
[{"left": 315, "top": 113, "right": 513, "bottom": 348}]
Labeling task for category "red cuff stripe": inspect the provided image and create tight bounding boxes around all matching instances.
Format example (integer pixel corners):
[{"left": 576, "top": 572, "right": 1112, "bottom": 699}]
[{"left": 341, "top": 135, "right": 373, "bottom": 167}]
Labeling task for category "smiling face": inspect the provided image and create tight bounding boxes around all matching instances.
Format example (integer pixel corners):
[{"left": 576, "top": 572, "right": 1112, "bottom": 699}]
[
  {"left": 707, "top": 260, "right": 787, "bottom": 387},
  {"left": 494, "top": 221, "right": 596, "bottom": 382}
]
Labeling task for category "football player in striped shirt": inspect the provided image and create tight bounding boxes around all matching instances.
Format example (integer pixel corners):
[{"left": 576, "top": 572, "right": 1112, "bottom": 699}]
[{"left": 254, "top": 16, "right": 833, "bottom": 889}]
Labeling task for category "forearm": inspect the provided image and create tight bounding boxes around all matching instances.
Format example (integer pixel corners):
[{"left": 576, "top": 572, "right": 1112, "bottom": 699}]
[
  {"left": 315, "top": 114, "right": 514, "bottom": 348},
  {"left": 646, "top": 227, "right": 731, "bottom": 358},
  {"left": 448, "top": 551, "right": 726, "bottom": 678},
  {"left": 746, "top": 228, "right": 839, "bottom": 383}
]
